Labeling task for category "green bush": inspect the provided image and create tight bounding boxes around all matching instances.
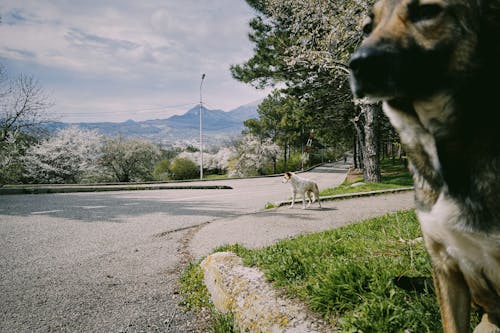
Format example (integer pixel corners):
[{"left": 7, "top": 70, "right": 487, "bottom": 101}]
[
  {"left": 261, "top": 152, "right": 306, "bottom": 174},
  {"left": 170, "top": 157, "right": 199, "bottom": 180},
  {"left": 153, "top": 158, "right": 171, "bottom": 181}
]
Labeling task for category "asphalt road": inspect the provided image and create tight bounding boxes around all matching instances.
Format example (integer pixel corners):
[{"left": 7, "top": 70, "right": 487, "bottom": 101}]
[{"left": 0, "top": 163, "right": 349, "bottom": 333}]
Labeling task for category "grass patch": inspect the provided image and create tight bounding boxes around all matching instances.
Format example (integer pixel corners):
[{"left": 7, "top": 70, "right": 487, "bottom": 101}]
[
  {"left": 217, "top": 211, "right": 442, "bottom": 332},
  {"left": 181, "top": 211, "right": 481, "bottom": 332},
  {"left": 179, "top": 262, "right": 240, "bottom": 332},
  {"left": 179, "top": 262, "right": 211, "bottom": 312},
  {"left": 203, "top": 174, "right": 229, "bottom": 180},
  {"left": 265, "top": 202, "right": 277, "bottom": 209},
  {"left": 378, "top": 159, "right": 414, "bottom": 186},
  {"left": 321, "top": 159, "right": 413, "bottom": 197}
]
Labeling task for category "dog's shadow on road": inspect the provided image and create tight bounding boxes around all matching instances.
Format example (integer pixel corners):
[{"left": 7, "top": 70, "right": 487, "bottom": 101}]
[
  {"left": 284, "top": 207, "right": 337, "bottom": 212},
  {"left": 257, "top": 206, "right": 337, "bottom": 221},
  {"left": 315, "top": 207, "right": 337, "bottom": 211}
]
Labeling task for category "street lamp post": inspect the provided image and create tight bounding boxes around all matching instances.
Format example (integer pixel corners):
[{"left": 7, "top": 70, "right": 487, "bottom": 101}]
[{"left": 199, "top": 73, "right": 205, "bottom": 180}]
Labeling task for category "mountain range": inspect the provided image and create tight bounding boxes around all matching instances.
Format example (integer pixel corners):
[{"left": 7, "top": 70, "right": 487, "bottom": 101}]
[{"left": 44, "top": 101, "right": 260, "bottom": 146}]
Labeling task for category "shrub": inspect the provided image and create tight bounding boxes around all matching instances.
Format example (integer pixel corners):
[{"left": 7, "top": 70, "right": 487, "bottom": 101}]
[
  {"left": 153, "top": 158, "right": 171, "bottom": 181},
  {"left": 274, "top": 152, "right": 303, "bottom": 173},
  {"left": 170, "top": 157, "right": 199, "bottom": 180}
]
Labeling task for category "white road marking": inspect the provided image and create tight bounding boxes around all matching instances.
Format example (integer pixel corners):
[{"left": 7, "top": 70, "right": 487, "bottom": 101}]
[{"left": 31, "top": 210, "right": 63, "bottom": 215}]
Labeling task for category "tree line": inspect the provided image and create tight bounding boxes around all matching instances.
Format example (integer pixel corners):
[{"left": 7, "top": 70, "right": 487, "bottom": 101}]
[
  {"left": 1, "top": 121, "right": 324, "bottom": 184},
  {"left": 232, "top": 0, "right": 403, "bottom": 182},
  {"left": 2, "top": 0, "right": 406, "bottom": 184},
  {"left": 0, "top": 60, "right": 325, "bottom": 185}
]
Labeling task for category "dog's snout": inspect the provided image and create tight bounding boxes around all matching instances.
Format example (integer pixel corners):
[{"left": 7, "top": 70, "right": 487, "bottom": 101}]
[
  {"left": 348, "top": 48, "right": 369, "bottom": 73},
  {"left": 349, "top": 45, "right": 400, "bottom": 98},
  {"left": 349, "top": 47, "right": 391, "bottom": 78}
]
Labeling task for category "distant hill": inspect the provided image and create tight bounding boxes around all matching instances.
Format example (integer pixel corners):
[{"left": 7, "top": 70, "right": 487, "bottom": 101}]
[
  {"left": 43, "top": 101, "right": 261, "bottom": 146},
  {"left": 226, "top": 100, "right": 262, "bottom": 121},
  {"left": 166, "top": 106, "right": 242, "bottom": 131}
]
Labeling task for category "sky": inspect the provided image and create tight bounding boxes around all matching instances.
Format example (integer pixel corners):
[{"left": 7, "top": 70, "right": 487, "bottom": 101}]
[{"left": 0, "top": 0, "right": 272, "bottom": 123}]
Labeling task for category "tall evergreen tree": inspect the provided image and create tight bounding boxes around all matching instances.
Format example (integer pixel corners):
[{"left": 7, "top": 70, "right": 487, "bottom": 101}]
[{"left": 232, "top": 0, "right": 384, "bottom": 182}]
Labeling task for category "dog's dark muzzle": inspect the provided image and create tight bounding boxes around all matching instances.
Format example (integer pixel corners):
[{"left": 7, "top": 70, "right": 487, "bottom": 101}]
[
  {"left": 349, "top": 45, "right": 403, "bottom": 99},
  {"left": 349, "top": 40, "right": 450, "bottom": 99}
]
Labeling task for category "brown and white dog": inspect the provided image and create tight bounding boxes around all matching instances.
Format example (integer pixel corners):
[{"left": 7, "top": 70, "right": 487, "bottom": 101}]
[
  {"left": 282, "top": 172, "right": 321, "bottom": 209},
  {"left": 349, "top": 0, "right": 500, "bottom": 332}
]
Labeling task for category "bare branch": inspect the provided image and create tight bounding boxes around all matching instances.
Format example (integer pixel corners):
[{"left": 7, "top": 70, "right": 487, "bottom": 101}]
[{"left": 0, "top": 72, "right": 53, "bottom": 141}]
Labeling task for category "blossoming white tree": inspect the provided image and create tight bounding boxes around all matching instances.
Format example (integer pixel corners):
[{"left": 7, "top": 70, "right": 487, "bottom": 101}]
[
  {"left": 212, "top": 147, "right": 236, "bottom": 172},
  {"left": 100, "top": 137, "right": 161, "bottom": 182},
  {"left": 228, "top": 135, "right": 281, "bottom": 177},
  {"left": 0, "top": 131, "right": 25, "bottom": 183},
  {"left": 23, "top": 126, "right": 103, "bottom": 183},
  {"left": 178, "top": 147, "right": 237, "bottom": 175}
]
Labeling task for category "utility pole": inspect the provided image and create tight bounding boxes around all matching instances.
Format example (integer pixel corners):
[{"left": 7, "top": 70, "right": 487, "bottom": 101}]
[{"left": 199, "top": 73, "right": 206, "bottom": 180}]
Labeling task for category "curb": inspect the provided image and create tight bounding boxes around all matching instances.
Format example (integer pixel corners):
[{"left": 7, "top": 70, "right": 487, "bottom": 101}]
[
  {"left": 200, "top": 252, "right": 330, "bottom": 333},
  {"left": 276, "top": 187, "right": 414, "bottom": 207},
  {"left": 0, "top": 162, "right": 347, "bottom": 196},
  {"left": 0, "top": 184, "right": 233, "bottom": 195}
]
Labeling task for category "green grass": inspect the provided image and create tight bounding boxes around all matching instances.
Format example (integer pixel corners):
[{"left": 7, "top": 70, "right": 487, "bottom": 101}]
[
  {"left": 179, "top": 262, "right": 240, "bottom": 332},
  {"left": 218, "top": 211, "right": 440, "bottom": 332},
  {"left": 179, "top": 262, "right": 211, "bottom": 312},
  {"left": 181, "top": 210, "right": 480, "bottom": 332},
  {"left": 320, "top": 159, "right": 413, "bottom": 197},
  {"left": 265, "top": 202, "right": 278, "bottom": 209},
  {"left": 378, "top": 159, "right": 414, "bottom": 186},
  {"left": 203, "top": 174, "right": 229, "bottom": 180}
]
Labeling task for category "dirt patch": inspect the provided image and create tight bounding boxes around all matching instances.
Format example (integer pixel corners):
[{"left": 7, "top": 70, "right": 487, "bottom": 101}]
[{"left": 345, "top": 168, "right": 363, "bottom": 184}]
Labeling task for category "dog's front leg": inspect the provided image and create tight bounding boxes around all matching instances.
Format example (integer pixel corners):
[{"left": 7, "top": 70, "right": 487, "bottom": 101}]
[
  {"left": 433, "top": 268, "right": 471, "bottom": 333},
  {"left": 427, "top": 238, "right": 471, "bottom": 333},
  {"left": 290, "top": 192, "right": 296, "bottom": 208}
]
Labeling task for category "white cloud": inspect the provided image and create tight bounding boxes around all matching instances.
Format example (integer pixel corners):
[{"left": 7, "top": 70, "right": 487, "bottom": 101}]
[{"left": 0, "top": 0, "right": 270, "bottom": 122}]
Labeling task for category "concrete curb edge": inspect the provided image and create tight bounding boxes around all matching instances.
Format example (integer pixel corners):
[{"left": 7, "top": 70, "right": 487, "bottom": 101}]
[
  {"left": 275, "top": 186, "right": 415, "bottom": 207},
  {"left": 200, "top": 252, "right": 330, "bottom": 333},
  {"left": 0, "top": 184, "right": 233, "bottom": 195}
]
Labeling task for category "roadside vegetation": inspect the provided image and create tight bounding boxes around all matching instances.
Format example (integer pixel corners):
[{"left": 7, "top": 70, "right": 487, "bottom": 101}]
[
  {"left": 180, "top": 211, "right": 480, "bottom": 332},
  {"left": 221, "top": 211, "right": 437, "bottom": 332},
  {"left": 179, "top": 263, "right": 240, "bottom": 333},
  {"left": 320, "top": 158, "right": 413, "bottom": 197}
]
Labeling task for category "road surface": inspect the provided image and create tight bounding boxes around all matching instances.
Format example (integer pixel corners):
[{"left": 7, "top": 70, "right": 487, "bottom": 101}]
[{"left": 0, "top": 163, "right": 351, "bottom": 332}]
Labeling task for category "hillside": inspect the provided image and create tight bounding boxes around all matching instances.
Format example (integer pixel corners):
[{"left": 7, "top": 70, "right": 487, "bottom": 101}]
[{"left": 43, "top": 101, "right": 260, "bottom": 146}]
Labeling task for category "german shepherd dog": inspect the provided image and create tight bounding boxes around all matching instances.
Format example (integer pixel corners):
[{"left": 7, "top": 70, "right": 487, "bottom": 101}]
[{"left": 349, "top": 0, "right": 500, "bottom": 332}]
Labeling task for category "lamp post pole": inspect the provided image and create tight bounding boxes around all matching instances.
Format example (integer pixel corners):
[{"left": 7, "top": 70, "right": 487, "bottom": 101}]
[{"left": 199, "top": 73, "right": 205, "bottom": 180}]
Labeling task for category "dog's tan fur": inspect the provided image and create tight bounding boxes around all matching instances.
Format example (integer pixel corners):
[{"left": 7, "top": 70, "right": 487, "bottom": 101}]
[{"left": 349, "top": 0, "right": 500, "bottom": 332}]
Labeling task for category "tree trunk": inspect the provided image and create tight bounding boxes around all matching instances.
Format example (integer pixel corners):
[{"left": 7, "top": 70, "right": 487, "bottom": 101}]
[
  {"left": 352, "top": 116, "right": 364, "bottom": 170},
  {"left": 353, "top": 134, "right": 358, "bottom": 169},
  {"left": 357, "top": 133, "right": 364, "bottom": 169},
  {"left": 283, "top": 143, "right": 288, "bottom": 171},
  {"left": 361, "top": 103, "right": 381, "bottom": 182}
]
